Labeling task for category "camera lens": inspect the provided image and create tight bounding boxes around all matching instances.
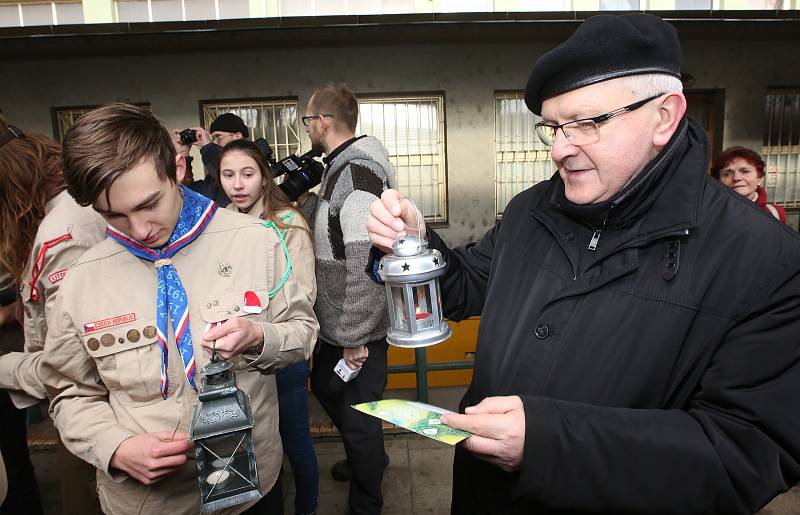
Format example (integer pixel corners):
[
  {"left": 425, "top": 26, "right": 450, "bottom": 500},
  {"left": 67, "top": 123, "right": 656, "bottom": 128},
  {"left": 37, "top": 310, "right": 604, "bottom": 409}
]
[{"left": 179, "top": 129, "right": 198, "bottom": 146}]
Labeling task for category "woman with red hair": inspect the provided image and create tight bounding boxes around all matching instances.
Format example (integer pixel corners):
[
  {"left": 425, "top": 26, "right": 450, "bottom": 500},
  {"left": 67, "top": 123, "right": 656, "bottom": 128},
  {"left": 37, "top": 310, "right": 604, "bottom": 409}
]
[{"left": 711, "top": 146, "right": 786, "bottom": 223}]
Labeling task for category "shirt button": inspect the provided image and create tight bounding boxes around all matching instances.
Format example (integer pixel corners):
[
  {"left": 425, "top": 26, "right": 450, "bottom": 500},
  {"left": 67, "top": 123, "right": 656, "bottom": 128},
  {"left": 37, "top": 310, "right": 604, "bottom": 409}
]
[
  {"left": 534, "top": 323, "right": 549, "bottom": 339},
  {"left": 564, "top": 232, "right": 574, "bottom": 241}
]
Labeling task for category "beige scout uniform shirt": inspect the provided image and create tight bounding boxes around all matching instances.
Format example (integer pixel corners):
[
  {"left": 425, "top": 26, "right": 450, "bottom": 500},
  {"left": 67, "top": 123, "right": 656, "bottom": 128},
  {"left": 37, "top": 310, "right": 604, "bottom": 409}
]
[
  {"left": 0, "top": 190, "right": 106, "bottom": 409},
  {"left": 226, "top": 199, "right": 316, "bottom": 304},
  {"left": 41, "top": 207, "right": 319, "bottom": 515}
]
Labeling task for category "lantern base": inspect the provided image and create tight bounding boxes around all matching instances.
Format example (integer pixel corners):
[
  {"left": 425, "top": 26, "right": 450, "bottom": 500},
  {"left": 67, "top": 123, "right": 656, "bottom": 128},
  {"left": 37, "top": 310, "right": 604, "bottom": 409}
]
[
  {"left": 200, "top": 489, "right": 262, "bottom": 514},
  {"left": 386, "top": 321, "right": 452, "bottom": 348}
]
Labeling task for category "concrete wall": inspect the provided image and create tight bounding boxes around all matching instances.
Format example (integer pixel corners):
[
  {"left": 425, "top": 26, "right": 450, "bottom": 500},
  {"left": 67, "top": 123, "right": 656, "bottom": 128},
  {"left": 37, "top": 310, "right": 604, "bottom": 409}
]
[{"left": 1, "top": 31, "right": 798, "bottom": 243}]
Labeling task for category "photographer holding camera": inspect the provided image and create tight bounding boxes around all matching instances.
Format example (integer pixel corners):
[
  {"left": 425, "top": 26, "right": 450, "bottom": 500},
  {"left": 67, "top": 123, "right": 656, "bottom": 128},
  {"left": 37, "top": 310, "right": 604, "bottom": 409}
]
[
  {"left": 305, "top": 83, "right": 396, "bottom": 515},
  {"left": 173, "top": 112, "right": 249, "bottom": 206}
]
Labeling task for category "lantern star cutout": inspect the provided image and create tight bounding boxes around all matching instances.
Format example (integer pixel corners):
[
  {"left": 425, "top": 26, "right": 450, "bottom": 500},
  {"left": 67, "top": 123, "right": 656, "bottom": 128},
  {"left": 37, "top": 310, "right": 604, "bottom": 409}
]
[
  {"left": 433, "top": 257, "right": 439, "bottom": 266},
  {"left": 402, "top": 263, "right": 410, "bottom": 271}
]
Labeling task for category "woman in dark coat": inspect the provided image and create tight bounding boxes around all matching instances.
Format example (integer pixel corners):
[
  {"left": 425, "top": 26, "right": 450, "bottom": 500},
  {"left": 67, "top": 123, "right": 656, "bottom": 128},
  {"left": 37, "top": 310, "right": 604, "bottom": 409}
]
[{"left": 711, "top": 146, "right": 786, "bottom": 223}]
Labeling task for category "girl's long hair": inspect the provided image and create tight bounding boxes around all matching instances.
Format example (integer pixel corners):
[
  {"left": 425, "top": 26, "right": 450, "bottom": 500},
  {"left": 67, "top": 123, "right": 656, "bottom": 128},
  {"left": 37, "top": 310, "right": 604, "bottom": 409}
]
[
  {"left": 0, "top": 115, "right": 66, "bottom": 285},
  {"left": 218, "top": 139, "right": 310, "bottom": 236}
]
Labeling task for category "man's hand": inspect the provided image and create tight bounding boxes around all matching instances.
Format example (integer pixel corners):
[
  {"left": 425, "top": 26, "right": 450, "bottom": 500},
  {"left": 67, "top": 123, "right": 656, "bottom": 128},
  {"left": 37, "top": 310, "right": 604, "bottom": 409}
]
[
  {"left": 191, "top": 127, "right": 213, "bottom": 147},
  {"left": 367, "top": 189, "right": 426, "bottom": 253},
  {"left": 110, "top": 432, "right": 192, "bottom": 485},
  {"left": 343, "top": 345, "right": 368, "bottom": 370},
  {"left": 171, "top": 129, "right": 192, "bottom": 158},
  {"left": 441, "top": 396, "right": 526, "bottom": 472},
  {"left": 202, "top": 318, "right": 264, "bottom": 359}
]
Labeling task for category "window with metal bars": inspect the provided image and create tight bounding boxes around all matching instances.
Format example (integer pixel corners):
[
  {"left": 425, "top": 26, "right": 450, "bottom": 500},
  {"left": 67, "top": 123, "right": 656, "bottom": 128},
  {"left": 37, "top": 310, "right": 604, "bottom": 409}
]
[
  {"left": 200, "top": 98, "right": 301, "bottom": 161},
  {"left": 494, "top": 91, "right": 552, "bottom": 218},
  {"left": 114, "top": 0, "right": 248, "bottom": 22},
  {"left": 0, "top": 1, "right": 82, "bottom": 28},
  {"left": 51, "top": 103, "right": 151, "bottom": 142},
  {"left": 356, "top": 94, "right": 447, "bottom": 223},
  {"left": 763, "top": 89, "right": 800, "bottom": 208}
]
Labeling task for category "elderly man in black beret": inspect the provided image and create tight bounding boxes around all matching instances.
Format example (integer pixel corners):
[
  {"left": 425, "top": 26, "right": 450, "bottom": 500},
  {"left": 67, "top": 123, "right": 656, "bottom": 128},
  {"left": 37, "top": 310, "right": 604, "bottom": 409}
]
[{"left": 368, "top": 13, "right": 800, "bottom": 515}]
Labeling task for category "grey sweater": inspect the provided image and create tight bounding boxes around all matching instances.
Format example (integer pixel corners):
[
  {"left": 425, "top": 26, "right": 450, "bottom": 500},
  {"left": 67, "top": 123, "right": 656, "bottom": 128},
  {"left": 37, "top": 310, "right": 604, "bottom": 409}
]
[{"left": 313, "top": 136, "right": 397, "bottom": 348}]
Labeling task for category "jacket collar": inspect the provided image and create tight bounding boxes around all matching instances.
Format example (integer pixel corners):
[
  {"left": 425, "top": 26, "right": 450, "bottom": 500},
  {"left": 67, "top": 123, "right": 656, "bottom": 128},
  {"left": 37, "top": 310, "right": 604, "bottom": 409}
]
[
  {"left": 534, "top": 117, "right": 707, "bottom": 245},
  {"left": 323, "top": 135, "right": 367, "bottom": 168}
]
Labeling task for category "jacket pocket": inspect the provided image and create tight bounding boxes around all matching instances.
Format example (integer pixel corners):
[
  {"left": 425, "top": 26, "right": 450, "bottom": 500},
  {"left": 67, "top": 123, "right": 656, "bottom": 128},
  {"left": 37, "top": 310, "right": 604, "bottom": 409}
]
[{"left": 81, "top": 318, "right": 163, "bottom": 404}]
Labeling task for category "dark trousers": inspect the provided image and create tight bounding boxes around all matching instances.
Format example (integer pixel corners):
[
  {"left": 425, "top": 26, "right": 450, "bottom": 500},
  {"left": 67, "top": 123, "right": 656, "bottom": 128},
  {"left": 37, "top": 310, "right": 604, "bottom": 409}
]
[
  {"left": 0, "top": 390, "right": 42, "bottom": 515},
  {"left": 276, "top": 359, "right": 318, "bottom": 515},
  {"left": 311, "top": 338, "right": 388, "bottom": 515}
]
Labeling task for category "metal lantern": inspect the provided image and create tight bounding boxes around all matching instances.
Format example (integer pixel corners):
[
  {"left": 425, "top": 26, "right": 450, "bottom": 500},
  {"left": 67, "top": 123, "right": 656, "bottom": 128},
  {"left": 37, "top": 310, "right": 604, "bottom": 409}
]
[
  {"left": 189, "top": 357, "right": 261, "bottom": 513},
  {"left": 379, "top": 235, "right": 452, "bottom": 348}
]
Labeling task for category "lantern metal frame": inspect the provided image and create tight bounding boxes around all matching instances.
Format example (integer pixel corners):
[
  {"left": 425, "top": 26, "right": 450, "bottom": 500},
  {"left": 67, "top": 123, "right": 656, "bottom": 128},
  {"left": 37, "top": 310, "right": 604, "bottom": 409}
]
[
  {"left": 189, "top": 358, "right": 262, "bottom": 513},
  {"left": 379, "top": 235, "right": 452, "bottom": 348}
]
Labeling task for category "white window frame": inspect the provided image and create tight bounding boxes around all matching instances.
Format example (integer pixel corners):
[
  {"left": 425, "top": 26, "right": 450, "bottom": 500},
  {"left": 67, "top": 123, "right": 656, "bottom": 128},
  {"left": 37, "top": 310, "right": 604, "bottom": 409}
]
[
  {"left": 763, "top": 88, "right": 800, "bottom": 209},
  {"left": 200, "top": 98, "right": 301, "bottom": 161},
  {"left": 356, "top": 93, "right": 448, "bottom": 224},
  {"left": 494, "top": 91, "right": 552, "bottom": 218}
]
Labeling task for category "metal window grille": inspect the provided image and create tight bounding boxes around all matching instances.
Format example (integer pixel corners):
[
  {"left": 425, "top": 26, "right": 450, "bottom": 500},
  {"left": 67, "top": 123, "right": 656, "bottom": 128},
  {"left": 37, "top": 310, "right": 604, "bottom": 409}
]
[
  {"left": 52, "top": 103, "right": 151, "bottom": 142},
  {"left": 114, "top": 0, "right": 235, "bottom": 22},
  {"left": 763, "top": 89, "right": 800, "bottom": 208},
  {"left": 494, "top": 91, "right": 552, "bottom": 217},
  {"left": 201, "top": 99, "right": 301, "bottom": 161},
  {"left": 356, "top": 94, "right": 447, "bottom": 223},
  {"left": 0, "top": 1, "right": 82, "bottom": 27}
]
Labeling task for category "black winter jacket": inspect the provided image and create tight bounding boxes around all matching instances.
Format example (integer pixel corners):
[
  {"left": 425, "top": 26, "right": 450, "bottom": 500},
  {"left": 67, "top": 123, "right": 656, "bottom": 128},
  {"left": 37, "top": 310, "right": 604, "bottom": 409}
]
[{"left": 431, "top": 119, "right": 800, "bottom": 514}]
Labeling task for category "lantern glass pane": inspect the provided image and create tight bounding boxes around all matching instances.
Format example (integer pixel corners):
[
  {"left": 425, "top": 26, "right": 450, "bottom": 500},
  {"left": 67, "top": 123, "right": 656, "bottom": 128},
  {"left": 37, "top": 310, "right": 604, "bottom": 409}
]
[
  {"left": 390, "top": 286, "right": 410, "bottom": 332},
  {"left": 413, "top": 283, "right": 434, "bottom": 330},
  {"left": 199, "top": 431, "right": 256, "bottom": 502}
]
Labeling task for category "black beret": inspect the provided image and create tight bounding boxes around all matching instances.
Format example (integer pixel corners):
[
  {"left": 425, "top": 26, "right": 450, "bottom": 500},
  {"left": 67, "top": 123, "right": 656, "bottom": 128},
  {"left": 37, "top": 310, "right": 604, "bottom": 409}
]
[
  {"left": 525, "top": 14, "right": 681, "bottom": 115},
  {"left": 209, "top": 113, "right": 249, "bottom": 138}
]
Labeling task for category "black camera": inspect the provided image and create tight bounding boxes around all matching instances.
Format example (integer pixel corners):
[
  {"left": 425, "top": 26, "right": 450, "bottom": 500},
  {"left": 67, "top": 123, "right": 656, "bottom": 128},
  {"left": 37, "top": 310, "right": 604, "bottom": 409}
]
[
  {"left": 254, "top": 138, "right": 324, "bottom": 202},
  {"left": 179, "top": 128, "right": 198, "bottom": 145}
]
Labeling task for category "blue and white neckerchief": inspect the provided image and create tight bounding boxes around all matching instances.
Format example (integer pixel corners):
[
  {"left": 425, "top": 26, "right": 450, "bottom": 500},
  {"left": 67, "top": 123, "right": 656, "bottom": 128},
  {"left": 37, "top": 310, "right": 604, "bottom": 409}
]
[{"left": 106, "top": 186, "right": 217, "bottom": 398}]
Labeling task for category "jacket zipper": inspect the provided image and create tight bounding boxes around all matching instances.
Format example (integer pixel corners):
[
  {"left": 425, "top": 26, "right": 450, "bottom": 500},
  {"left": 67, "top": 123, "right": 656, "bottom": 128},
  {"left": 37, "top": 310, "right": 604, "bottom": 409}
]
[{"left": 587, "top": 214, "right": 609, "bottom": 252}]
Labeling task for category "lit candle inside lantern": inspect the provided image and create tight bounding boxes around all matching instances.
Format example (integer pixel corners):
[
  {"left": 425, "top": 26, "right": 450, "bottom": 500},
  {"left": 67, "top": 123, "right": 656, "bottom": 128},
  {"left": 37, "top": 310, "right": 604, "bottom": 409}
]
[
  {"left": 206, "top": 469, "right": 231, "bottom": 486},
  {"left": 414, "top": 307, "right": 430, "bottom": 320}
]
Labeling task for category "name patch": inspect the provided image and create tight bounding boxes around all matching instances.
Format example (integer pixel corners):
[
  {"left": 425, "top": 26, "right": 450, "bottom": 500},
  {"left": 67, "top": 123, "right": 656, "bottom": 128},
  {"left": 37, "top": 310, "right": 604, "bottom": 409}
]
[
  {"left": 48, "top": 269, "right": 67, "bottom": 285},
  {"left": 83, "top": 313, "right": 137, "bottom": 333}
]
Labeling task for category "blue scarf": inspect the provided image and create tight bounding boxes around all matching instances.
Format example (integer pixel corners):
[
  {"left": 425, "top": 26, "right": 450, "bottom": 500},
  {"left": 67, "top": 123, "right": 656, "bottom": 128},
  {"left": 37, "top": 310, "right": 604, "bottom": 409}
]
[{"left": 106, "top": 186, "right": 217, "bottom": 398}]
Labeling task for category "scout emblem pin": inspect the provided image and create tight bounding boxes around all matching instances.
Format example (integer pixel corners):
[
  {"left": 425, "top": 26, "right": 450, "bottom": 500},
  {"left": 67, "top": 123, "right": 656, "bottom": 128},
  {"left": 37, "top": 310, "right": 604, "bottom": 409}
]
[
  {"left": 218, "top": 261, "right": 232, "bottom": 277},
  {"left": 242, "top": 291, "right": 263, "bottom": 314}
]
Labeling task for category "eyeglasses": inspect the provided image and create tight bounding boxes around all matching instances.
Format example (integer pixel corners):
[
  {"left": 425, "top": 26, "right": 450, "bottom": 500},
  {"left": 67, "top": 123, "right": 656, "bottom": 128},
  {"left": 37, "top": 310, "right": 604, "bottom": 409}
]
[
  {"left": 301, "top": 114, "right": 335, "bottom": 127},
  {"left": 211, "top": 133, "right": 233, "bottom": 144},
  {"left": 534, "top": 93, "right": 665, "bottom": 147}
]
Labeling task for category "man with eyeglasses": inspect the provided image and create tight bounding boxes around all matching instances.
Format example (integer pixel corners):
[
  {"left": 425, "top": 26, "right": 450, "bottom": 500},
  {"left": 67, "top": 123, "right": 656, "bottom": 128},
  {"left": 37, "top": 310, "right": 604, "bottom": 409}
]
[
  {"left": 174, "top": 112, "right": 250, "bottom": 206},
  {"left": 368, "top": 14, "right": 800, "bottom": 514},
  {"left": 304, "top": 83, "right": 397, "bottom": 515}
]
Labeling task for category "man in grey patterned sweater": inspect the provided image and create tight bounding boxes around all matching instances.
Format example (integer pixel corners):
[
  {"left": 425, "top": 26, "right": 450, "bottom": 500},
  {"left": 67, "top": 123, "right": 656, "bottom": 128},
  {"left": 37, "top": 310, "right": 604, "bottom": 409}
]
[{"left": 306, "top": 83, "right": 397, "bottom": 515}]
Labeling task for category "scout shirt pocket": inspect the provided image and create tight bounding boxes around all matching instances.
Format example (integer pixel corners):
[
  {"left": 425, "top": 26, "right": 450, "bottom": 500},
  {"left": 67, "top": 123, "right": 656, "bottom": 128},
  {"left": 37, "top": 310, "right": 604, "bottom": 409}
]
[
  {"left": 198, "top": 288, "right": 271, "bottom": 371},
  {"left": 81, "top": 318, "right": 163, "bottom": 404}
]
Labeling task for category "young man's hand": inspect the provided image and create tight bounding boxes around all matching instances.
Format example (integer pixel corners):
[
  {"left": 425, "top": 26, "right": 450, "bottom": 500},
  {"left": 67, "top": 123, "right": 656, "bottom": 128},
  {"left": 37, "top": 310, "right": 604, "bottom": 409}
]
[
  {"left": 202, "top": 318, "right": 265, "bottom": 359},
  {"left": 171, "top": 130, "right": 192, "bottom": 158},
  {"left": 191, "top": 127, "right": 213, "bottom": 147},
  {"left": 110, "top": 432, "right": 192, "bottom": 485}
]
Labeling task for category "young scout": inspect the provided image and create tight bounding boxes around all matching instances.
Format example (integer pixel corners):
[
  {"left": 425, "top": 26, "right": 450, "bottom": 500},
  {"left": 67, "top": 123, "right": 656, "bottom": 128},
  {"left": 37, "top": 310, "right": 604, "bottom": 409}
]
[{"left": 40, "top": 103, "right": 319, "bottom": 514}]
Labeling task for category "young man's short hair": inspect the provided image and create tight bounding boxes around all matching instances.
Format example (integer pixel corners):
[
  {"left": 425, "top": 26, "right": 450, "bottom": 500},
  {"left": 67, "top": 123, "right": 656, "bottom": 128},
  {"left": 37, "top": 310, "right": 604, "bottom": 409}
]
[
  {"left": 309, "top": 83, "right": 359, "bottom": 132},
  {"left": 62, "top": 103, "right": 177, "bottom": 207}
]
